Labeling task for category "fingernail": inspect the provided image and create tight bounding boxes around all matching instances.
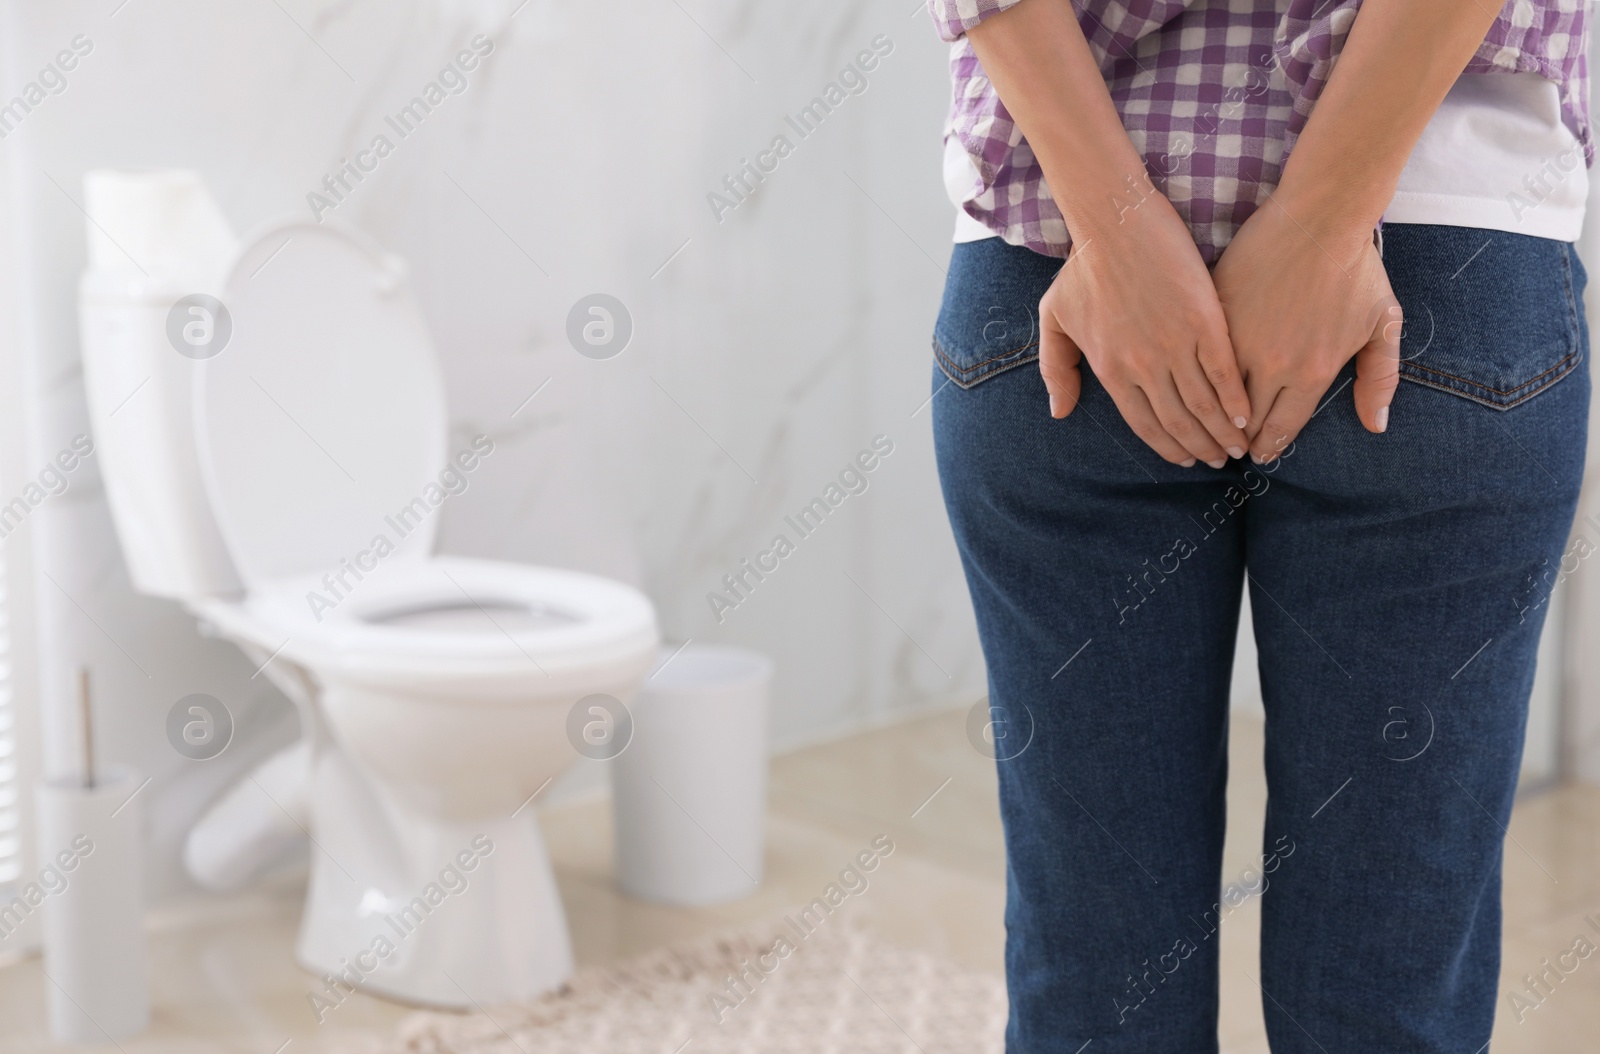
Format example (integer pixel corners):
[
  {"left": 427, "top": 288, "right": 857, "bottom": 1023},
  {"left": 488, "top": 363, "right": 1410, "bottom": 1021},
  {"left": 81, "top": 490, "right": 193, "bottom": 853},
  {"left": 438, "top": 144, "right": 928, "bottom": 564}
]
[
  {"left": 1233, "top": 416, "right": 1248, "bottom": 429},
  {"left": 1375, "top": 405, "right": 1389, "bottom": 433},
  {"left": 1049, "top": 393, "right": 1062, "bottom": 417},
  {"left": 1206, "top": 458, "right": 1226, "bottom": 470},
  {"left": 1182, "top": 458, "right": 1197, "bottom": 468},
  {"left": 1250, "top": 453, "right": 1264, "bottom": 465},
  {"left": 1227, "top": 446, "right": 1245, "bottom": 460}
]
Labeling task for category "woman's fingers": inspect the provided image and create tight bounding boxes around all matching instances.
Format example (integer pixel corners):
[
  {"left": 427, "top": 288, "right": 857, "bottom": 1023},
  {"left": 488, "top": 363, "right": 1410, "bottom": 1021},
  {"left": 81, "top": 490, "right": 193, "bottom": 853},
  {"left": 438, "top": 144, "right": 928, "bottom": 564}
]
[
  {"left": 1249, "top": 386, "right": 1318, "bottom": 463},
  {"left": 1038, "top": 310, "right": 1083, "bottom": 419},
  {"left": 1241, "top": 370, "right": 1277, "bottom": 443},
  {"left": 1149, "top": 374, "right": 1230, "bottom": 467},
  {"left": 1247, "top": 288, "right": 1400, "bottom": 460},
  {"left": 1041, "top": 312, "right": 1247, "bottom": 469},
  {"left": 1354, "top": 296, "right": 1402, "bottom": 434},
  {"left": 1173, "top": 353, "right": 1250, "bottom": 460},
  {"left": 1195, "top": 332, "right": 1253, "bottom": 435},
  {"left": 1106, "top": 382, "right": 1201, "bottom": 466}
]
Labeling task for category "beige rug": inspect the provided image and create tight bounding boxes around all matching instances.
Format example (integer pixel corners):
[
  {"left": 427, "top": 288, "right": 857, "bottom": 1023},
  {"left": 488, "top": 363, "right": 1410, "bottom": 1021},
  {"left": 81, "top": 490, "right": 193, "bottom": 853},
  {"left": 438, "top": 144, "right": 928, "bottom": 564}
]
[{"left": 337, "top": 917, "right": 1005, "bottom": 1053}]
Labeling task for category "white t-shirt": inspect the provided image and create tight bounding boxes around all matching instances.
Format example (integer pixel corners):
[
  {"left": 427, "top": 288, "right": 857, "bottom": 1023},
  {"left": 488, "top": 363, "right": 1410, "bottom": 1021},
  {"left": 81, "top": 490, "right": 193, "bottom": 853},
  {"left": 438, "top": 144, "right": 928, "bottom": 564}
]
[{"left": 946, "top": 72, "right": 1588, "bottom": 245}]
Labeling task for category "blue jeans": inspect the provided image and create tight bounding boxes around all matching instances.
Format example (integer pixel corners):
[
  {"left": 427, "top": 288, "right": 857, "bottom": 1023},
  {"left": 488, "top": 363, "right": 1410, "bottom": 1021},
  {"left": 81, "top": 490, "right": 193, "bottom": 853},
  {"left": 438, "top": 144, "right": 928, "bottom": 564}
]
[{"left": 931, "top": 226, "right": 1589, "bottom": 1053}]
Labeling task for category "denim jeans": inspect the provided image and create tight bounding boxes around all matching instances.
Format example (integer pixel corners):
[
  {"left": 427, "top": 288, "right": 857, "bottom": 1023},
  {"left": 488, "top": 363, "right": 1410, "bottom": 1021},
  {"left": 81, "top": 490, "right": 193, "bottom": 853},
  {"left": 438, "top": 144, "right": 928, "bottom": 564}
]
[{"left": 931, "top": 226, "right": 1589, "bottom": 1053}]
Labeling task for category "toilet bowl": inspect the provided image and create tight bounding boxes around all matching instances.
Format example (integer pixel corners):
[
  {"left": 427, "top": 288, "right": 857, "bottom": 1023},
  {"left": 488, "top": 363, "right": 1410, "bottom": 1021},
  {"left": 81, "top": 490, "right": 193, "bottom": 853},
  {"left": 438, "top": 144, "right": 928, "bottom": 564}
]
[
  {"left": 77, "top": 172, "right": 658, "bottom": 1008},
  {"left": 189, "top": 558, "right": 655, "bottom": 1007}
]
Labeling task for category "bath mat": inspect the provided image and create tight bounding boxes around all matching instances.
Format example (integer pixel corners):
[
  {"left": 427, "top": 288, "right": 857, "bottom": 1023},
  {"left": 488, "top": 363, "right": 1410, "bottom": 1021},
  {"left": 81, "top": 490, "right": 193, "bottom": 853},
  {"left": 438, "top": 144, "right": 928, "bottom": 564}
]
[{"left": 338, "top": 916, "right": 1005, "bottom": 1053}]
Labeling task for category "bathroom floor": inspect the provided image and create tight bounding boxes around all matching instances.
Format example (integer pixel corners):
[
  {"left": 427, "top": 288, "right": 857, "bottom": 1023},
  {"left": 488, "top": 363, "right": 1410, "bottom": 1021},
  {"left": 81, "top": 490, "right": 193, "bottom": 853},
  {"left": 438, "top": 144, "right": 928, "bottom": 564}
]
[{"left": 0, "top": 707, "right": 1597, "bottom": 1053}]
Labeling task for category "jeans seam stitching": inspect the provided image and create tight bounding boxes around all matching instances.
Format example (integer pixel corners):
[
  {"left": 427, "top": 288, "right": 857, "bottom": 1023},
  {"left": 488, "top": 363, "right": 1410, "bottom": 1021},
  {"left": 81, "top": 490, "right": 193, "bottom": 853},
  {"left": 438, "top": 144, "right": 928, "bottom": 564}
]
[
  {"left": 1400, "top": 350, "right": 1579, "bottom": 397},
  {"left": 933, "top": 334, "right": 1041, "bottom": 373},
  {"left": 1397, "top": 367, "right": 1577, "bottom": 410},
  {"left": 932, "top": 335, "right": 1041, "bottom": 389}
]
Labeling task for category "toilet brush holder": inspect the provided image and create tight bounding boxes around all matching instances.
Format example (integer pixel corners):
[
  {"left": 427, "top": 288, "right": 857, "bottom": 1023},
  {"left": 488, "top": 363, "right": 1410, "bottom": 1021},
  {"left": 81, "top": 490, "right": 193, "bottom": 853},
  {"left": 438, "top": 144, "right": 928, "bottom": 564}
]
[{"left": 35, "top": 765, "right": 150, "bottom": 1042}]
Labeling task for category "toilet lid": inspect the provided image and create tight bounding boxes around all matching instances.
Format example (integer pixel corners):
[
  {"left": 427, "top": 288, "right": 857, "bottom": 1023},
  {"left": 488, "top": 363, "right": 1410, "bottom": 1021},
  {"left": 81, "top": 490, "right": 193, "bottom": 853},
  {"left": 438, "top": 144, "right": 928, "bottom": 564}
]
[{"left": 194, "top": 221, "right": 447, "bottom": 591}]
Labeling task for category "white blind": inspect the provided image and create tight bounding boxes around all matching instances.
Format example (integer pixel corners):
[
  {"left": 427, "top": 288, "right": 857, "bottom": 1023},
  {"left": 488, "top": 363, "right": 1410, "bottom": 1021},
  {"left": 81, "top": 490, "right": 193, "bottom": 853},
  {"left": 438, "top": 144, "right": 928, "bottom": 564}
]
[{"left": 0, "top": 553, "right": 17, "bottom": 885}]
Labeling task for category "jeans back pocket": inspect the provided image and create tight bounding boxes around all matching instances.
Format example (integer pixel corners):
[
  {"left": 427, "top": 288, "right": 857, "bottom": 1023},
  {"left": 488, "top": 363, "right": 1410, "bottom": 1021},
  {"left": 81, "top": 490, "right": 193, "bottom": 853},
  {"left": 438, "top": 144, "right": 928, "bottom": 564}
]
[
  {"left": 933, "top": 239, "right": 1064, "bottom": 389},
  {"left": 1387, "top": 225, "right": 1585, "bottom": 411}
]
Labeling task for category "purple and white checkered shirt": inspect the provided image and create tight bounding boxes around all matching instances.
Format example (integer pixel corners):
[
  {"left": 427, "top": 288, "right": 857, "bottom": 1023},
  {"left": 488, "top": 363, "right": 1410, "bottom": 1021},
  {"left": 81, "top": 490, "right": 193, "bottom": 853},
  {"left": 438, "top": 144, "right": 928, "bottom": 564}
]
[{"left": 931, "top": 0, "right": 1591, "bottom": 264}]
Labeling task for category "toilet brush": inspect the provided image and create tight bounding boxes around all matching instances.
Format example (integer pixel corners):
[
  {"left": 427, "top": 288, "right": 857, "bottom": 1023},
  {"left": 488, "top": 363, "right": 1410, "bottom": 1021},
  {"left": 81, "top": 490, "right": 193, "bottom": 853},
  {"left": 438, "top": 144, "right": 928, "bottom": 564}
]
[{"left": 36, "top": 667, "right": 150, "bottom": 1042}]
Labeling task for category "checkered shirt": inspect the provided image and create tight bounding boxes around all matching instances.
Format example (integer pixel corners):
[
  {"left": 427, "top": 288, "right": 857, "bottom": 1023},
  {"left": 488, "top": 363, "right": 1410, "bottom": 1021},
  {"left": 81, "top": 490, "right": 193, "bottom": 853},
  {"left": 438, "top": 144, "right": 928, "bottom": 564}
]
[{"left": 931, "top": 0, "right": 1591, "bottom": 264}]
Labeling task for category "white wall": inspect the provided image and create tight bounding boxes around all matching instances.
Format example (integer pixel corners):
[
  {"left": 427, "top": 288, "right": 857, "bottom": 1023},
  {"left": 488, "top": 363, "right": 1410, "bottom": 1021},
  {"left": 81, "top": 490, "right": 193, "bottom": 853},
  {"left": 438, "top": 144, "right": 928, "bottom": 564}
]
[
  {"left": 0, "top": 0, "right": 983, "bottom": 902},
  {"left": 5, "top": 0, "right": 1595, "bottom": 907}
]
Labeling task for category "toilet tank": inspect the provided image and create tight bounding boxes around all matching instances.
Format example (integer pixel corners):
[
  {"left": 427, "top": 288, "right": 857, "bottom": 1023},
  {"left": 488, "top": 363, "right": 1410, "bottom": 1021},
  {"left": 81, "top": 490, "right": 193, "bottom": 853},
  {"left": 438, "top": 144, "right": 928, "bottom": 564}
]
[{"left": 77, "top": 170, "right": 242, "bottom": 600}]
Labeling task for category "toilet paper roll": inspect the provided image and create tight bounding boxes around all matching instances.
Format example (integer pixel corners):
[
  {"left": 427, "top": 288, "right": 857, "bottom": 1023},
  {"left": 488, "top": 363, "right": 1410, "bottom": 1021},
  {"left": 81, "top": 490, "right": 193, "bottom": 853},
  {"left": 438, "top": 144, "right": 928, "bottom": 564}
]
[
  {"left": 82, "top": 169, "right": 238, "bottom": 285},
  {"left": 35, "top": 767, "right": 150, "bottom": 1043}
]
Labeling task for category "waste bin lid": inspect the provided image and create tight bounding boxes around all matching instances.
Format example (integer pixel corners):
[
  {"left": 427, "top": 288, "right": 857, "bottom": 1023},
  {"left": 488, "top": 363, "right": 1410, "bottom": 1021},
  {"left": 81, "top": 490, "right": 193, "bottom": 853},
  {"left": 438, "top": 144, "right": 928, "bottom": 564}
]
[{"left": 648, "top": 645, "right": 772, "bottom": 693}]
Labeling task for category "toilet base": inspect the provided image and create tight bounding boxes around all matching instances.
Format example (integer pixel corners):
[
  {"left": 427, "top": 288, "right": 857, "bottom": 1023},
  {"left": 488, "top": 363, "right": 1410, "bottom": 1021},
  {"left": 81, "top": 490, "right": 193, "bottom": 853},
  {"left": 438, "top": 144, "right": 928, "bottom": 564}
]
[{"left": 295, "top": 745, "right": 573, "bottom": 1013}]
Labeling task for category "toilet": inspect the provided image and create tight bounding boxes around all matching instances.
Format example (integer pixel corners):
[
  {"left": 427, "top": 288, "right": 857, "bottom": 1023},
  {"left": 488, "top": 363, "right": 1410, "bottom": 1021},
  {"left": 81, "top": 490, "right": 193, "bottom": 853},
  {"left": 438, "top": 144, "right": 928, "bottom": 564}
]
[{"left": 76, "top": 171, "right": 659, "bottom": 1008}]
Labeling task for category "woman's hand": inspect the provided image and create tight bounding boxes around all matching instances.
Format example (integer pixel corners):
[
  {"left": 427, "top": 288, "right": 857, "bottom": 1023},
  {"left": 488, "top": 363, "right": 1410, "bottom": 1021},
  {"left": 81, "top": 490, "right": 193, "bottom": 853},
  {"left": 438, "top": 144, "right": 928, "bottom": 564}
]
[
  {"left": 962, "top": 0, "right": 1248, "bottom": 467},
  {"left": 1041, "top": 192, "right": 1252, "bottom": 468},
  {"left": 1211, "top": 197, "right": 1401, "bottom": 462}
]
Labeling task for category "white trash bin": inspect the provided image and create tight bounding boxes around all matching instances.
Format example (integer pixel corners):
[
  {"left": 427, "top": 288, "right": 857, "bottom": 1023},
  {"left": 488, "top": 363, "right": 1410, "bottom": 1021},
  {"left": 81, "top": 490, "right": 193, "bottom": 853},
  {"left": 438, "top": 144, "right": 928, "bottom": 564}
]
[{"left": 612, "top": 645, "right": 771, "bottom": 906}]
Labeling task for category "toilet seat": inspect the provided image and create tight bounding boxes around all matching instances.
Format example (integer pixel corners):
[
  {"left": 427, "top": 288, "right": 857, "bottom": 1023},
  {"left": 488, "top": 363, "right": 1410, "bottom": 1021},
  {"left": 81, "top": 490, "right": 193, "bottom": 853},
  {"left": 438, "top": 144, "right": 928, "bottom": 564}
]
[
  {"left": 260, "top": 555, "right": 653, "bottom": 677},
  {"left": 192, "top": 555, "right": 656, "bottom": 691}
]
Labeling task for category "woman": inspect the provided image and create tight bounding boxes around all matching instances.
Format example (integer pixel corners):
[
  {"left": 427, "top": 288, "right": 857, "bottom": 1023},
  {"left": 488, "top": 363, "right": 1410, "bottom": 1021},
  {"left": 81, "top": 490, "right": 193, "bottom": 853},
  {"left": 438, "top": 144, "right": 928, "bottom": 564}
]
[{"left": 927, "top": 0, "right": 1590, "bottom": 1049}]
